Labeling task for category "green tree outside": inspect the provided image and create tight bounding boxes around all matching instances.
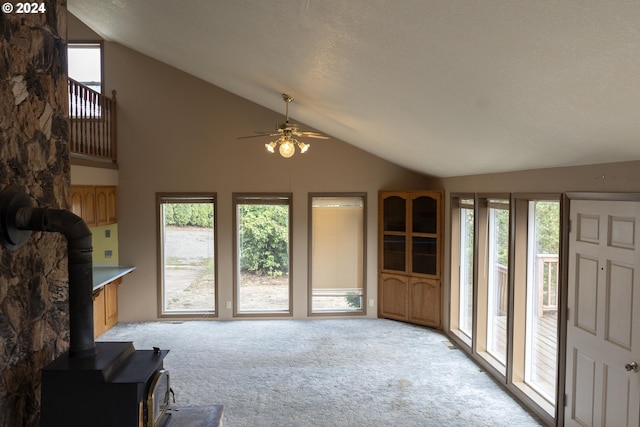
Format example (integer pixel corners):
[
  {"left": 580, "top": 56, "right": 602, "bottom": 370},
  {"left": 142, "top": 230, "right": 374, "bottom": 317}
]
[
  {"left": 238, "top": 204, "right": 289, "bottom": 277},
  {"left": 164, "top": 203, "right": 213, "bottom": 228}
]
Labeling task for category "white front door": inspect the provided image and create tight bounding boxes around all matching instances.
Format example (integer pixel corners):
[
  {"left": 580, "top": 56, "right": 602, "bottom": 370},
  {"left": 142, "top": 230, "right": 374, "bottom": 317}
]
[{"left": 565, "top": 199, "right": 640, "bottom": 426}]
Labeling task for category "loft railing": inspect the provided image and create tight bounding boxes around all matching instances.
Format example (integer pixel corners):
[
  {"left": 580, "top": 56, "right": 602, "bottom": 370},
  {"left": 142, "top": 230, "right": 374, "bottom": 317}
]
[{"left": 68, "top": 78, "right": 117, "bottom": 163}]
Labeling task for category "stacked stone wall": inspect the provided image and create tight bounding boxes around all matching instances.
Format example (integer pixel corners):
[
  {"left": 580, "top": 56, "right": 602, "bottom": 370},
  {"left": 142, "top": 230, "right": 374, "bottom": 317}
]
[{"left": 0, "top": 1, "right": 69, "bottom": 425}]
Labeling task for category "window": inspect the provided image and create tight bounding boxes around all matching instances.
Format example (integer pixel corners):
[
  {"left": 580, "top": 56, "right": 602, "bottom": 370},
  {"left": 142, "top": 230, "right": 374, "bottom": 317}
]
[
  {"left": 476, "top": 197, "right": 510, "bottom": 374},
  {"left": 157, "top": 194, "right": 216, "bottom": 316},
  {"left": 512, "top": 196, "right": 560, "bottom": 414},
  {"left": 449, "top": 193, "right": 561, "bottom": 422},
  {"left": 309, "top": 194, "right": 366, "bottom": 315},
  {"left": 486, "top": 200, "right": 510, "bottom": 365},
  {"left": 234, "top": 194, "right": 292, "bottom": 315},
  {"left": 68, "top": 42, "right": 102, "bottom": 92},
  {"left": 450, "top": 196, "right": 475, "bottom": 346}
]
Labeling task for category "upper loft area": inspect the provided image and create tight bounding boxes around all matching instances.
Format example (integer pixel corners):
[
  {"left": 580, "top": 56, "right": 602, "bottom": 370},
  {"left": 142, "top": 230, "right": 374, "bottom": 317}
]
[
  {"left": 68, "top": 78, "right": 117, "bottom": 168},
  {"left": 68, "top": 42, "right": 117, "bottom": 169}
]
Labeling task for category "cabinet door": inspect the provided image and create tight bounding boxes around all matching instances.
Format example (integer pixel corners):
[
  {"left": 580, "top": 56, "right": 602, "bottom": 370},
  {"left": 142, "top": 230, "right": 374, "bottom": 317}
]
[
  {"left": 105, "top": 278, "right": 120, "bottom": 329},
  {"left": 81, "top": 186, "right": 97, "bottom": 227},
  {"left": 93, "top": 288, "right": 106, "bottom": 338},
  {"left": 106, "top": 186, "right": 117, "bottom": 224},
  {"left": 71, "top": 186, "right": 83, "bottom": 218},
  {"left": 410, "top": 192, "right": 441, "bottom": 278},
  {"left": 409, "top": 277, "right": 441, "bottom": 328},
  {"left": 95, "top": 186, "right": 108, "bottom": 226},
  {"left": 380, "top": 192, "right": 408, "bottom": 273},
  {"left": 383, "top": 195, "right": 406, "bottom": 232},
  {"left": 383, "top": 235, "right": 406, "bottom": 271},
  {"left": 411, "top": 194, "right": 439, "bottom": 234},
  {"left": 379, "top": 273, "right": 408, "bottom": 320}
]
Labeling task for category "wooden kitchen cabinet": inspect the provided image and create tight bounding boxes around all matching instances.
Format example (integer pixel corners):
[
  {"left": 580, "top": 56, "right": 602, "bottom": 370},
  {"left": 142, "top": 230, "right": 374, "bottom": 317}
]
[
  {"left": 378, "top": 191, "right": 443, "bottom": 328},
  {"left": 71, "top": 186, "right": 97, "bottom": 226},
  {"left": 95, "top": 186, "right": 108, "bottom": 226},
  {"left": 93, "top": 287, "right": 106, "bottom": 337},
  {"left": 93, "top": 278, "right": 121, "bottom": 338},
  {"left": 71, "top": 185, "right": 117, "bottom": 226},
  {"left": 82, "top": 187, "right": 97, "bottom": 226},
  {"left": 105, "top": 277, "right": 120, "bottom": 329},
  {"left": 106, "top": 186, "right": 117, "bottom": 224},
  {"left": 71, "top": 186, "right": 83, "bottom": 218}
]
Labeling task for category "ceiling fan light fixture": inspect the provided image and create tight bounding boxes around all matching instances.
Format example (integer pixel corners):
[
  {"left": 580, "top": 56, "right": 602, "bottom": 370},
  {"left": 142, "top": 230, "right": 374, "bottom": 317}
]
[
  {"left": 240, "top": 93, "right": 326, "bottom": 158},
  {"left": 265, "top": 141, "right": 277, "bottom": 153},
  {"left": 298, "top": 142, "right": 310, "bottom": 153},
  {"left": 279, "top": 139, "right": 296, "bottom": 158}
]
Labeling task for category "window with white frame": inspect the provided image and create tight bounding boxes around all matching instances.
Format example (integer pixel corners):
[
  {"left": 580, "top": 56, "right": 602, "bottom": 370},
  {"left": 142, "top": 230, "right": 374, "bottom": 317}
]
[
  {"left": 450, "top": 196, "right": 475, "bottom": 345},
  {"left": 475, "top": 197, "right": 510, "bottom": 374},
  {"left": 512, "top": 196, "right": 560, "bottom": 415},
  {"left": 68, "top": 42, "right": 102, "bottom": 92},
  {"left": 449, "top": 193, "right": 561, "bottom": 422}
]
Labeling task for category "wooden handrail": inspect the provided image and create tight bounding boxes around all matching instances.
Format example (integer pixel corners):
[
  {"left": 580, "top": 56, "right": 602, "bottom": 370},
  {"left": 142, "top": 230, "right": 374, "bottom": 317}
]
[{"left": 68, "top": 78, "right": 117, "bottom": 163}]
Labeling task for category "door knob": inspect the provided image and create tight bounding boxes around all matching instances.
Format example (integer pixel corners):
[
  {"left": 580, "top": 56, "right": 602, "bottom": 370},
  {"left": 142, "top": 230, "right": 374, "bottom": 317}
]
[{"left": 625, "top": 362, "right": 638, "bottom": 373}]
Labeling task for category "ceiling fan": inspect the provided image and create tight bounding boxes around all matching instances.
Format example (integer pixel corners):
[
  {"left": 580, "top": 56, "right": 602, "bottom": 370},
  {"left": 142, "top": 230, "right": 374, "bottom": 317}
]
[{"left": 238, "top": 93, "right": 328, "bottom": 158}]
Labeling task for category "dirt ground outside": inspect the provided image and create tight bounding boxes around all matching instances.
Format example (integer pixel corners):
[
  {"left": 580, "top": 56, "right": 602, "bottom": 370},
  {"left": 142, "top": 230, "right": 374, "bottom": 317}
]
[
  {"left": 163, "top": 226, "right": 290, "bottom": 311},
  {"left": 163, "top": 226, "right": 359, "bottom": 312}
]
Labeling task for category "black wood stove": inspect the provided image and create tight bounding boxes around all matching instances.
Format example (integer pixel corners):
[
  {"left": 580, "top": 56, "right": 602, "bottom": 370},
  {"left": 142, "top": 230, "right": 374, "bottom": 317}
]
[
  {"left": 0, "top": 187, "right": 173, "bottom": 426},
  {"left": 41, "top": 342, "right": 171, "bottom": 427}
]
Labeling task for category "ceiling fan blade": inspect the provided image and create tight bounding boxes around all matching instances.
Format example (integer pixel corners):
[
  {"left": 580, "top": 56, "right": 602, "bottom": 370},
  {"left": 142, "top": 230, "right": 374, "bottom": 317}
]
[
  {"left": 300, "top": 132, "right": 329, "bottom": 139},
  {"left": 237, "top": 132, "right": 277, "bottom": 140},
  {"left": 239, "top": 95, "right": 328, "bottom": 143}
]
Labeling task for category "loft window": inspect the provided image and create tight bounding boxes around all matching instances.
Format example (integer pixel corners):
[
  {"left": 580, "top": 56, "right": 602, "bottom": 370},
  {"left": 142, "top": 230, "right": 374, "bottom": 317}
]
[{"left": 67, "top": 42, "right": 103, "bottom": 93}]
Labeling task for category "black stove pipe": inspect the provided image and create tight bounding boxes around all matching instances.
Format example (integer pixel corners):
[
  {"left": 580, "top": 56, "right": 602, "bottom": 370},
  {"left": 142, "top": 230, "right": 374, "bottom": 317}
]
[{"left": 0, "top": 186, "right": 95, "bottom": 358}]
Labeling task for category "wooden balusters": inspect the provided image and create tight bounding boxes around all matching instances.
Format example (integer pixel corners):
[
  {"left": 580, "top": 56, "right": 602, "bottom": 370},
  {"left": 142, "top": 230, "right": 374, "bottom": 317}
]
[{"left": 68, "top": 78, "right": 117, "bottom": 163}]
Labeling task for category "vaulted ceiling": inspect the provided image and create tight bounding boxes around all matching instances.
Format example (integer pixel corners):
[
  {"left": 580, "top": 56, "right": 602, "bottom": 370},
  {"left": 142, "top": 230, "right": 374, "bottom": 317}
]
[{"left": 68, "top": 1, "right": 640, "bottom": 178}]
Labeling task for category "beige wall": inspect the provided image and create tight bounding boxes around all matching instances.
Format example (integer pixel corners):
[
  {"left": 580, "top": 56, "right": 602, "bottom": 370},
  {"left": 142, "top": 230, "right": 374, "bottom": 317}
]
[
  {"left": 70, "top": 13, "right": 640, "bottom": 326},
  {"left": 437, "top": 159, "right": 640, "bottom": 330},
  {"left": 70, "top": 165, "right": 118, "bottom": 186},
  {"left": 68, "top": 14, "right": 434, "bottom": 321}
]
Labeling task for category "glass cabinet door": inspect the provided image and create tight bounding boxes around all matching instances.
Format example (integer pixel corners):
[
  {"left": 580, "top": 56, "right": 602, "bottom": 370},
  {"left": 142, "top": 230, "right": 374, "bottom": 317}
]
[
  {"left": 411, "top": 236, "right": 437, "bottom": 275},
  {"left": 383, "top": 235, "right": 406, "bottom": 271},
  {"left": 382, "top": 195, "right": 407, "bottom": 273},
  {"left": 412, "top": 195, "right": 438, "bottom": 234},
  {"left": 384, "top": 196, "right": 406, "bottom": 232}
]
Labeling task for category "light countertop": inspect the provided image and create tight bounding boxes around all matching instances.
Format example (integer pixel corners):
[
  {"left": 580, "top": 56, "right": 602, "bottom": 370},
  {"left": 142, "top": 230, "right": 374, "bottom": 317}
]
[{"left": 93, "top": 266, "right": 135, "bottom": 290}]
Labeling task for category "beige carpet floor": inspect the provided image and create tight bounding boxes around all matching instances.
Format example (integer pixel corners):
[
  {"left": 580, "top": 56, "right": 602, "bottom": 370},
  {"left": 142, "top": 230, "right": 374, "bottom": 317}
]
[{"left": 99, "top": 318, "right": 543, "bottom": 427}]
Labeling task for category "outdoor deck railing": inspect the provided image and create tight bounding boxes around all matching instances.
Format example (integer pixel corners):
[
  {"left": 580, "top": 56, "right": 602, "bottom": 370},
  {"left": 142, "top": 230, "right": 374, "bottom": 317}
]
[
  {"left": 537, "top": 254, "right": 559, "bottom": 314},
  {"left": 68, "top": 78, "right": 117, "bottom": 163},
  {"left": 496, "top": 254, "right": 559, "bottom": 316}
]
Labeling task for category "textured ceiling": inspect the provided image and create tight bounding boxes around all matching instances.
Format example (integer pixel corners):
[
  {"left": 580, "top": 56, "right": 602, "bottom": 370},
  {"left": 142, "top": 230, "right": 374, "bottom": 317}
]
[{"left": 67, "top": 0, "right": 640, "bottom": 178}]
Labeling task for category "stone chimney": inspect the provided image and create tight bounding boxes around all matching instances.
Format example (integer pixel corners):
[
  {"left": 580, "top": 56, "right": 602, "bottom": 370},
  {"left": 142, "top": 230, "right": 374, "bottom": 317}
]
[{"left": 0, "top": 1, "right": 70, "bottom": 426}]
